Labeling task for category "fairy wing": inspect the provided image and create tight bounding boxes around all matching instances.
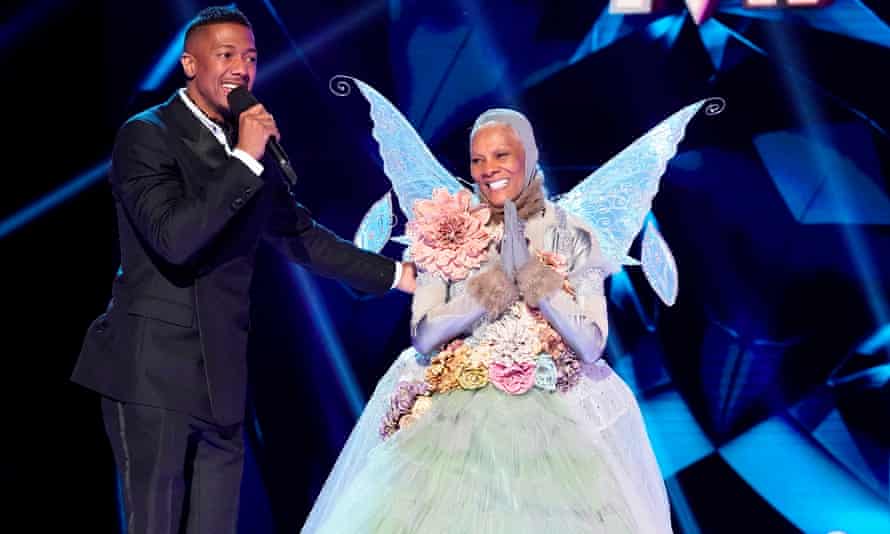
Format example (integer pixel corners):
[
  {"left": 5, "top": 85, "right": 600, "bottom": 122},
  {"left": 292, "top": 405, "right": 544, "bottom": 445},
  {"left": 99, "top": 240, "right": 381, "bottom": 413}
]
[
  {"left": 557, "top": 99, "right": 710, "bottom": 272},
  {"left": 336, "top": 76, "right": 465, "bottom": 222},
  {"left": 640, "top": 218, "right": 679, "bottom": 307},
  {"left": 353, "top": 190, "right": 394, "bottom": 253}
]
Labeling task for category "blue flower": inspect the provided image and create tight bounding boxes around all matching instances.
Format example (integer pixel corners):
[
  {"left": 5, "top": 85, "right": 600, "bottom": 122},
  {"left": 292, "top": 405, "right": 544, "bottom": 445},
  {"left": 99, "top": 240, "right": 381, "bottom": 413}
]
[{"left": 534, "top": 355, "right": 558, "bottom": 391}]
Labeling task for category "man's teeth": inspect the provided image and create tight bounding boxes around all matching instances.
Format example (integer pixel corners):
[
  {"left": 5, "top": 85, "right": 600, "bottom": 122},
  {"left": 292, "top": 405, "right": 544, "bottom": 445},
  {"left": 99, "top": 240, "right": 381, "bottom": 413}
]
[
  {"left": 223, "top": 84, "right": 240, "bottom": 90},
  {"left": 488, "top": 179, "right": 509, "bottom": 191}
]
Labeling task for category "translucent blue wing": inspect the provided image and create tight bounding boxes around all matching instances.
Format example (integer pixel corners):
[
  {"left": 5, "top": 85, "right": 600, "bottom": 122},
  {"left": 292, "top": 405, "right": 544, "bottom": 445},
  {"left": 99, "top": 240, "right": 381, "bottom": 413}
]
[
  {"left": 337, "top": 76, "right": 465, "bottom": 221},
  {"left": 557, "top": 99, "right": 708, "bottom": 271},
  {"left": 353, "top": 190, "right": 394, "bottom": 253},
  {"left": 390, "top": 235, "right": 412, "bottom": 246},
  {"left": 641, "top": 219, "right": 679, "bottom": 307}
]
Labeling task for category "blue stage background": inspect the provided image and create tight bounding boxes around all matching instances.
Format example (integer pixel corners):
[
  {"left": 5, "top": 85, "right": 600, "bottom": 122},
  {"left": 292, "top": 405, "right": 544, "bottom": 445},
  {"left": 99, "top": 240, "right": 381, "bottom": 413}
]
[{"left": 3, "top": 1, "right": 888, "bottom": 532}]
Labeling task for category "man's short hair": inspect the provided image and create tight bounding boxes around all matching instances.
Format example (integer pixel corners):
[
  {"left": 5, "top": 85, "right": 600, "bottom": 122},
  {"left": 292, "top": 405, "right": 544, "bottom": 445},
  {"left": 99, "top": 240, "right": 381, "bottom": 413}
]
[{"left": 184, "top": 5, "right": 252, "bottom": 44}]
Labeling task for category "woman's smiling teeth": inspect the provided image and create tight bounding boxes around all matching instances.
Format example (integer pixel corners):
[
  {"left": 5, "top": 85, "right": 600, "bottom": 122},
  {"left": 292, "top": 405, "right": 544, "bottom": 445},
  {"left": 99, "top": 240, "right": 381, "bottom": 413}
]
[{"left": 488, "top": 179, "right": 510, "bottom": 191}]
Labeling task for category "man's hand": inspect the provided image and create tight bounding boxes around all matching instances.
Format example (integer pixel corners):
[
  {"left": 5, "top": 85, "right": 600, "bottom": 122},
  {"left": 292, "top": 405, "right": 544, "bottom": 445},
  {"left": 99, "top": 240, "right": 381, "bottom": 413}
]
[
  {"left": 395, "top": 261, "right": 417, "bottom": 294},
  {"left": 235, "top": 103, "right": 280, "bottom": 160}
]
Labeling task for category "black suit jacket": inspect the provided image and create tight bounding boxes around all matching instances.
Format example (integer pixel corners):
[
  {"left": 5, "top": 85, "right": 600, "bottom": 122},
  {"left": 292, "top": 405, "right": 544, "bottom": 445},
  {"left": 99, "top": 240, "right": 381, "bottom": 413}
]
[{"left": 72, "top": 92, "right": 395, "bottom": 425}]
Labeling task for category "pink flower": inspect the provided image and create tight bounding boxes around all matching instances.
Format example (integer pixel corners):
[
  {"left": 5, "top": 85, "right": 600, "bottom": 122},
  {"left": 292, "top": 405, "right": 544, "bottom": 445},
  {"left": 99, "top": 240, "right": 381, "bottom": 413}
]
[
  {"left": 536, "top": 250, "right": 569, "bottom": 276},
  {"left": 489, "top": 360, "right": 536, "bottom": 395},
  {"left": 407, "top": 188, "right": 495, "bottom": 281}
]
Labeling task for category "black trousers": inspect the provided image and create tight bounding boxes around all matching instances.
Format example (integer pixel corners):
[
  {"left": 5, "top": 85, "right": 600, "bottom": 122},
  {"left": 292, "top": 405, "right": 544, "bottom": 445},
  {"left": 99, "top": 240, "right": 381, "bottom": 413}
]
[{"left": 101, "top": 397, "right": 244, "bottom": 534}]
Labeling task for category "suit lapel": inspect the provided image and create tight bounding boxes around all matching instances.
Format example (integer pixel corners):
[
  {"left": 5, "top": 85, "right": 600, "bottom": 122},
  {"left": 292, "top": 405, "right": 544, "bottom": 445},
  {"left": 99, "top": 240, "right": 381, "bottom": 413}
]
[{"left": 164, "top": 93, "right": 231, "bottom": 170}]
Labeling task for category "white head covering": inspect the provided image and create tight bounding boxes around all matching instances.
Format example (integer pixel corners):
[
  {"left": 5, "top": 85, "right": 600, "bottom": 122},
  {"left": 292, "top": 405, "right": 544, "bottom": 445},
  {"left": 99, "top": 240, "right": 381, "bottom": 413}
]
[{"left": 470, "top": 108, "right": 539, "bottom": 189}]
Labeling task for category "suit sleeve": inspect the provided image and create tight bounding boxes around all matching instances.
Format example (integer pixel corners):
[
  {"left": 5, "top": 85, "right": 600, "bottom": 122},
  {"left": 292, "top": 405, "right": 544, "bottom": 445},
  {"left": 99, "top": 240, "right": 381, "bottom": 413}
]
[
  {"left": 110, "top": 118, "right": 266, "bottom": 265},
  {"left": 261, "top": 187, "right": 397, "bottom": 295}
]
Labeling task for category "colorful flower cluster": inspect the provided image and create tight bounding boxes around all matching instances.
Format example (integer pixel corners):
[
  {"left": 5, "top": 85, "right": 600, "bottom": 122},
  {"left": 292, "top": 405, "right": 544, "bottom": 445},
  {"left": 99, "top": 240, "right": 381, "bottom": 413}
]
[{"left": 382, "top": 304, "right": 585, "bottom": 439}]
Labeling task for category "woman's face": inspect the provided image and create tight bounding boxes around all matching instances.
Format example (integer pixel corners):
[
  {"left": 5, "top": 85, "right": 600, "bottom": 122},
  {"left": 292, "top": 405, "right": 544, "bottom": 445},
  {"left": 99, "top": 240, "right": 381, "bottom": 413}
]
[{"left": 470, "top": 124, "right": 526, "bottom": 207}]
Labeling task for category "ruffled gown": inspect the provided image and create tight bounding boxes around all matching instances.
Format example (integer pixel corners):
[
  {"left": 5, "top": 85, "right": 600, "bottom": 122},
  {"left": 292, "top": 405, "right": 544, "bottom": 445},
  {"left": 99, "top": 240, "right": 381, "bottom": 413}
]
[
  {"left": 302, "top": 337, "right": 671, "bottom": 533},
  {"left": 302, "top": 204, "right": 672, "bottom": 533}
]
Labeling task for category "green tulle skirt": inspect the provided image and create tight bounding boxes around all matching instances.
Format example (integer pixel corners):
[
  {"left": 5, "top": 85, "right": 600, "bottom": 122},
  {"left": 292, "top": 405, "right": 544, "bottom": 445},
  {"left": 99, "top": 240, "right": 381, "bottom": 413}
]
[{"left": 311, "top": 385, "right": 638, "bottom": 533}]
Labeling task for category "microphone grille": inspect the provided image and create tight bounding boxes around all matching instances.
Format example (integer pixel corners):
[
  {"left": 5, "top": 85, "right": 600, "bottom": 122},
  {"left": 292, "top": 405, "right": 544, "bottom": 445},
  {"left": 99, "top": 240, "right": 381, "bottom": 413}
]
[{"left": 227, "top": 86, "right": 258, "bottom": 117}]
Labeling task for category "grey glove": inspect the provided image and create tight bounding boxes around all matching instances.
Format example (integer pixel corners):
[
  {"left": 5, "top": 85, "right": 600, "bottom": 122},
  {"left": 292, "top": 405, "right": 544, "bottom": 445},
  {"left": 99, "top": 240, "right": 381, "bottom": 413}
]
[
  {"left": 506, "top": 201, "right": 605, "bottom": 362},
  {"left": 500, "top": 199, "right": 531, "bottom": 280},
  {"left": 459, "top": 199, "right": 524, "bottom": 321},
  {"left": 507, "top": 196, "right": 564, "bottom": 307},
  {"left": 412, "top": 292, "right": 486, "bottom": 355},
  {"left": 538, "top": 295, "right": 605, "bottom": 363}
]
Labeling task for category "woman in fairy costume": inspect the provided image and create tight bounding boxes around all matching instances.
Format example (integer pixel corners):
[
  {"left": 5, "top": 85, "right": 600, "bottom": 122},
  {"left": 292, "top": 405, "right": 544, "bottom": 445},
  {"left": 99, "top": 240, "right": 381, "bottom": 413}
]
[{"left": 299, "top": 100, "right": 689, "bottom": 533}]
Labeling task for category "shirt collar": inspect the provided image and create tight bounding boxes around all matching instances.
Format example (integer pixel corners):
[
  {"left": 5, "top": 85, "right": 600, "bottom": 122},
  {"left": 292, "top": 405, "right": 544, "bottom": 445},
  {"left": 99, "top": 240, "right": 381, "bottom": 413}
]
[{"left": 178, "top": 88, "right": 230, "bottom": 147}]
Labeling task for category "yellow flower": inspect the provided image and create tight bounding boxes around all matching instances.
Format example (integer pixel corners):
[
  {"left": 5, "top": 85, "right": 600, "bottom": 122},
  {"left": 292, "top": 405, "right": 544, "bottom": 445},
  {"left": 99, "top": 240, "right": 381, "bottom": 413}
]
[
  {"left": 469, "top": 345, "right": 492, "bottom": 365},
  {"left": 530, "top": 338, "right": 543, "bottom": 356},
  {"left": 431, "top": 349, "right": 453, "bottom": 365},
  {"left": 411, "top": 396, "right": 433, "bottom": 417},
  {"left": 426, "top": 341, "right": 472, "bottom": 394},
  {"left": 453, "top": 344, "right": 472, "bottom": 361},
  {"left": 398, "top": 413, "right": 419, "bottom": 430},
  {"left": 438, "top": 373, "right": 461, "bottom": 393},
  {"left": 425, "top": 362, "right": 446, "bottom": 391},
  {"left": 458, "top": 362, "right": 489, "bottom": 390}
]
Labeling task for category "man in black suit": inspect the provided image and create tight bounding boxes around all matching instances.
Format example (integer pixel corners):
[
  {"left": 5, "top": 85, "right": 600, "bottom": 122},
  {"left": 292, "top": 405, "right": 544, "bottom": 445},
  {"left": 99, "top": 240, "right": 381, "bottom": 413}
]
[{"left": 71, "top": 6, "right": 413, "bottom": 533}]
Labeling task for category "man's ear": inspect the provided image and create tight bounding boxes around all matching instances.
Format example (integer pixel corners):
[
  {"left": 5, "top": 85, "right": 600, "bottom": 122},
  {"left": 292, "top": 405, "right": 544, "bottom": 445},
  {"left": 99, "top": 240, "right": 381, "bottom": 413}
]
[{"left": 180, "top": 53, "right": 196, "bottom": 80}]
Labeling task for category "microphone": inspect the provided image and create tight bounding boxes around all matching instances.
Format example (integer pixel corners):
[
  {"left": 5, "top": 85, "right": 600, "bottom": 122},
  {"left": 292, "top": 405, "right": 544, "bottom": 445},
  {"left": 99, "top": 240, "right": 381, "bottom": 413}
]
[{"left": 227, "top": 86, "right": 298, "bottom": 185}]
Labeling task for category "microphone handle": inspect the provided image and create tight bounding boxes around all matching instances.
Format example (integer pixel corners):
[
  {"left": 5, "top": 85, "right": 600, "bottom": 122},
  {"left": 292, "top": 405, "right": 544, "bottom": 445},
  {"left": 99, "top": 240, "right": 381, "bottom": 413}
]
[{"left": 267, "top": 140, "right": 298, "bottom": 186}]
